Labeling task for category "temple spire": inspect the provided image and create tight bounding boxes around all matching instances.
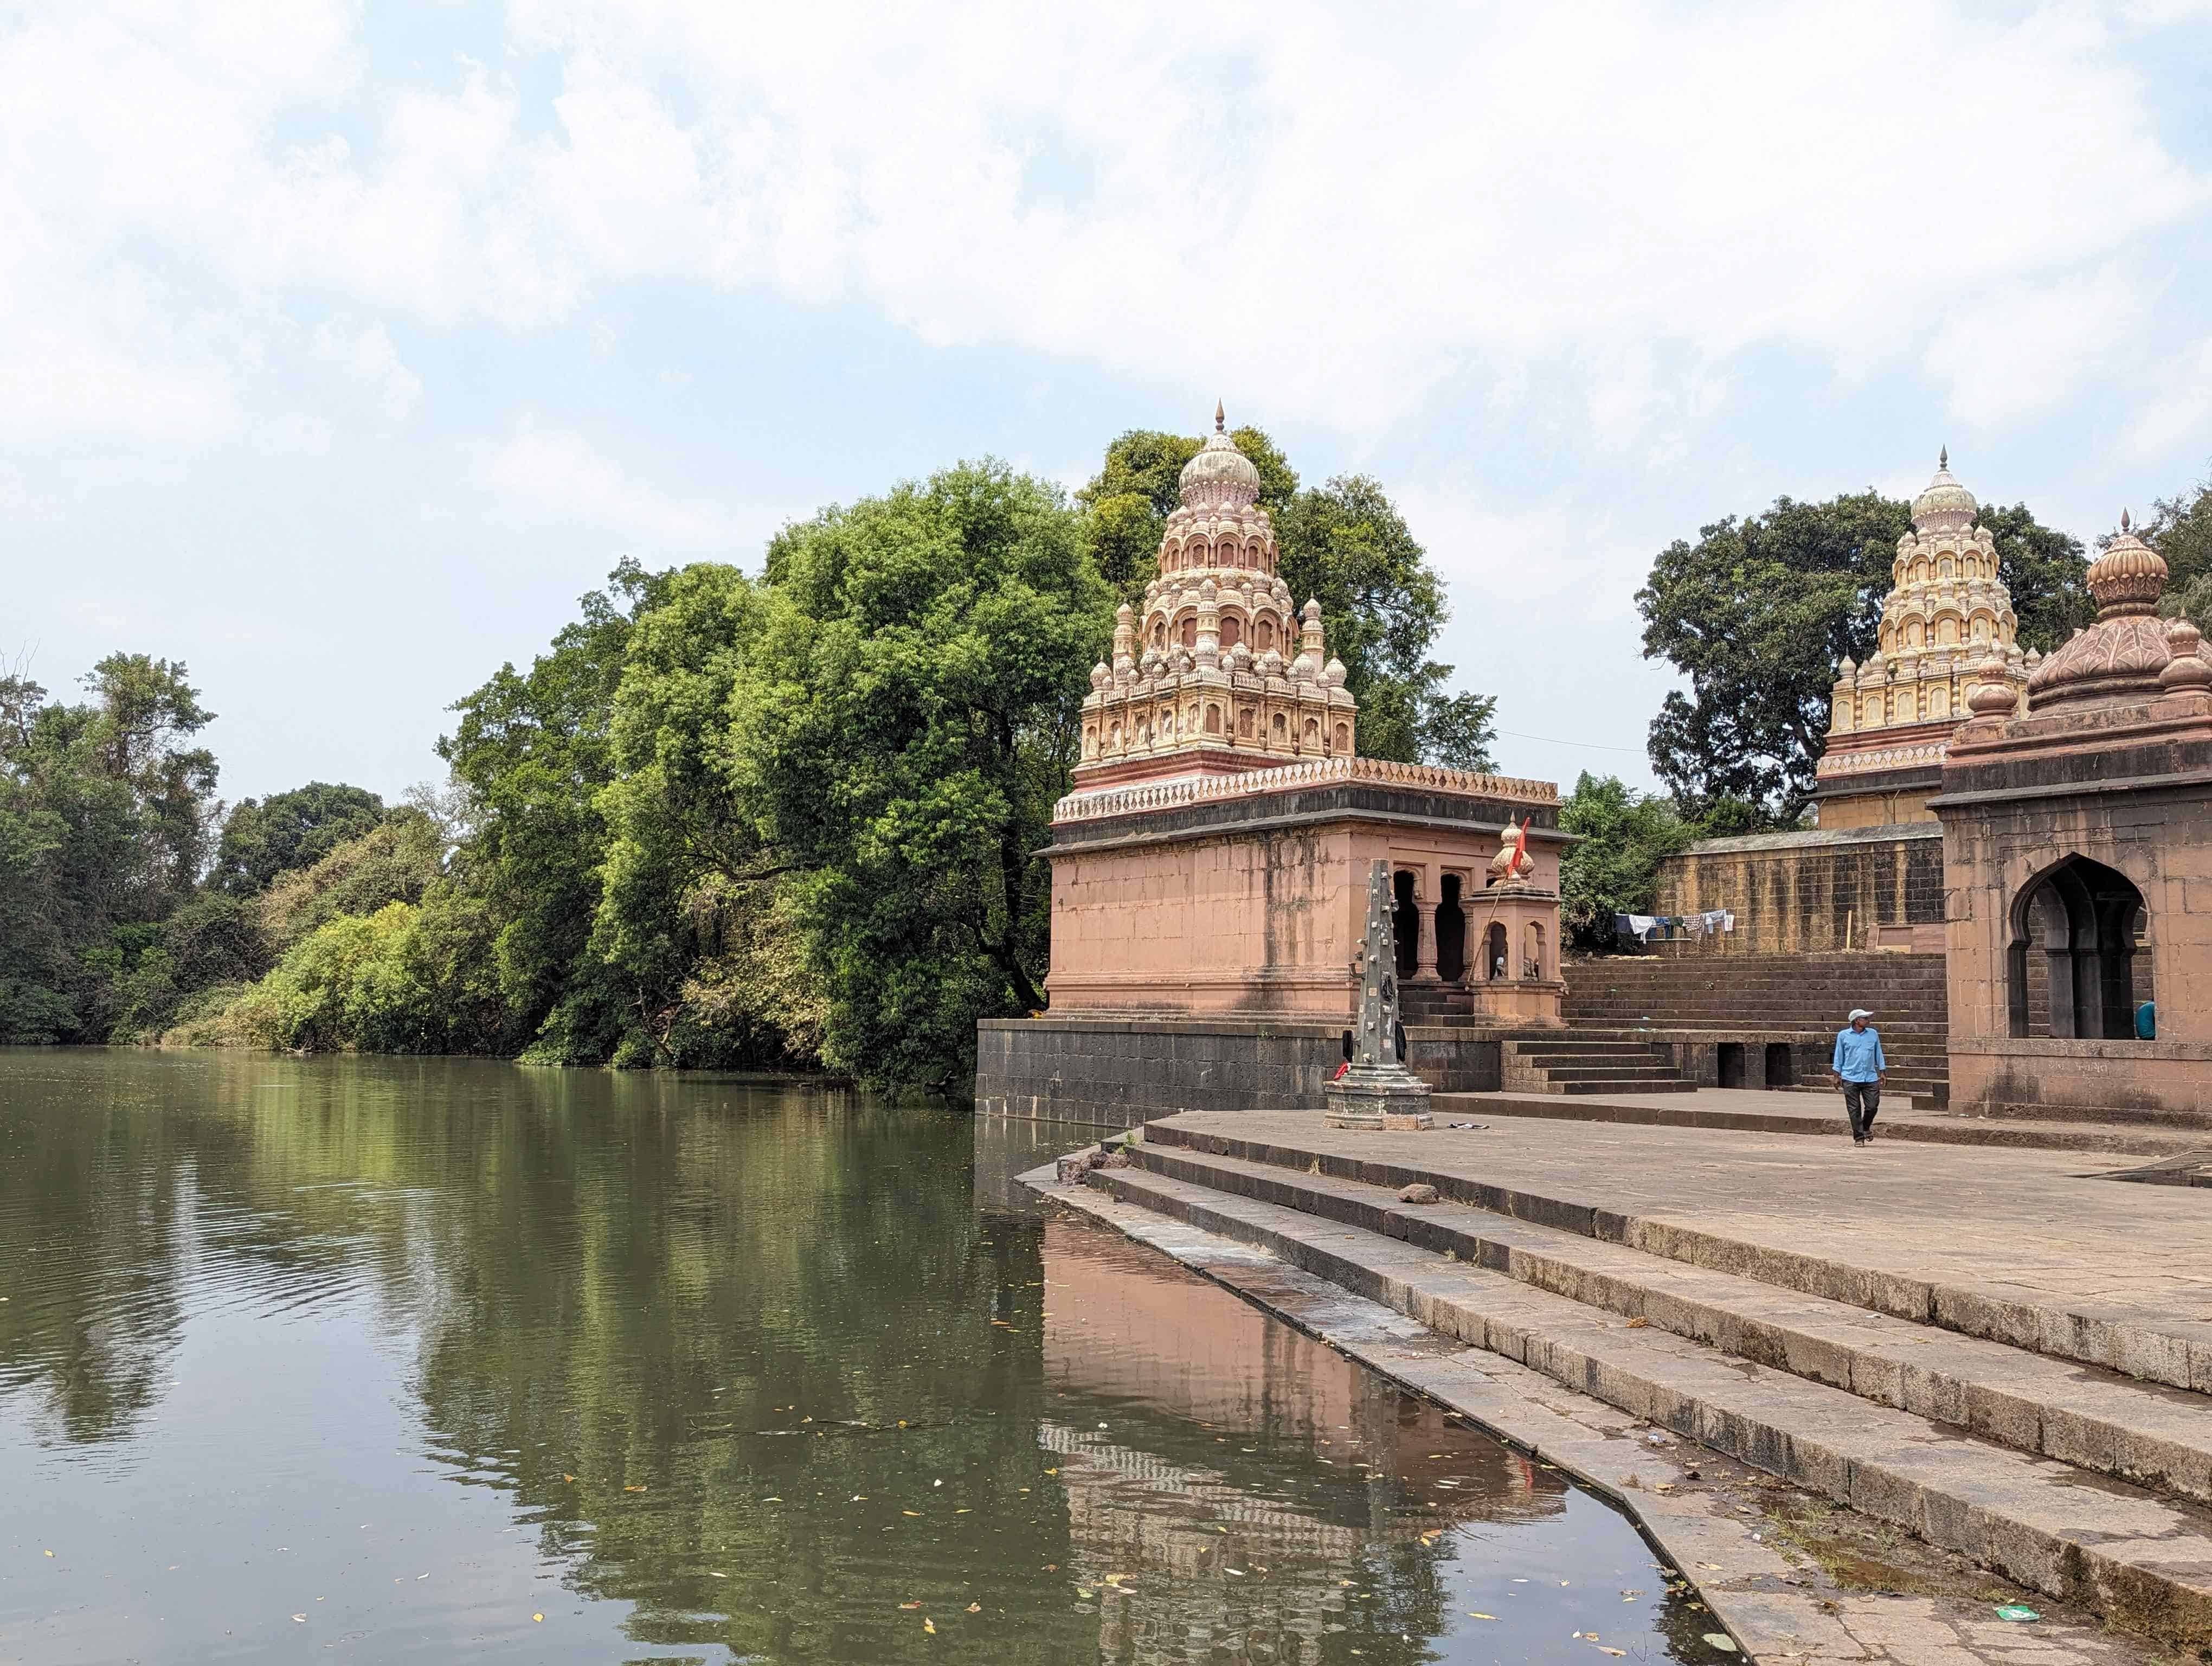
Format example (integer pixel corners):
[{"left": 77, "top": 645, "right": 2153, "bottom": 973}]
[
  {"left": 1214, "top": 399, "right": 1225, "bottom": 434},
  {"left": 1939, "top": 444, "right": 1948, "bottom": 470}
]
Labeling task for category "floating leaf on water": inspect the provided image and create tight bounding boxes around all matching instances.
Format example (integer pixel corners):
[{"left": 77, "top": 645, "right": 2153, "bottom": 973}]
[
  {"left": 899, "top": 1601, "right": 922, "bottom": 1610},
  {"left": 708, "top": 1572, "right": 728, "bottom": 1579},
  {"left": 903, "top": 1511, "right": 922, "bottom": 1517},
  {"left": 1994, "top": 1605, "right": 2041, "bottom": 1623},
  {"left": 292, "top": 1615, "right": 306, "bottom": 1623},
  {"left": 623, "top": 1485, "right": 646, "bottom": 1494},
  {"left": 532, "top": 1614, "right": 544, "bottom": 1623},
  {"left": 1702, "top": 1634, "right": 1737, "bottom": 1652},
  {"left": 1598, "top": 1650, "right": 1627, "bottom": 1657},
  {"left": 1467, "top": 1611, "right": 1497, "bottom": 1620},
  {"left": 923, "top": 1618, "right": 936, "bottom": 1634},
  {"left": 966, "top": 1603, "right": 981, "bottom": 1613}
]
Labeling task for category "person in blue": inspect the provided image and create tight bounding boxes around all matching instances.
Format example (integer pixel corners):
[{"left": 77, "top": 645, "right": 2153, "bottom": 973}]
[{"left": 1830, "top": 1008, "right": 1886, "bottom": 1144}]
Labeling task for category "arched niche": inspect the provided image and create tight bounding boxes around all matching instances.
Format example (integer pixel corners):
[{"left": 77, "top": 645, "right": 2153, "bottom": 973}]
[{"left": 2007, "top": 855, "right": 2147, "bottom": 1040}]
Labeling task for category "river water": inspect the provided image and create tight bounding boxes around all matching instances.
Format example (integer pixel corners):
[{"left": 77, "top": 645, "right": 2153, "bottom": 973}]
[{"left": 0, "top": 1052, "right": 1728, "bottom": 1664}]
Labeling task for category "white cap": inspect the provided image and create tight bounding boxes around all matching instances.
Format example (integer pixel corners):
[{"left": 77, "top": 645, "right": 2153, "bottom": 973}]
[{"left": 1847, "top": 1008, "right": 1874, "bottom": 1022}]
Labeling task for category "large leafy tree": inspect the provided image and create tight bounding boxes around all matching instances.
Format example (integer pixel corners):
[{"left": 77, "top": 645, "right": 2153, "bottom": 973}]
[
  {"left": 211, "top": 781, "right": 387, "bottom": 894},
  {"left": 732, "top": 459, "right": 1111, "bottom": 1088},
  {"left": 1639, "top": 491, "right": 2089, "bottom": 825},
  {"left": 0, "top": 657, "right": 223, "bottom": 1041},
  {"left": 1079, "top": 426, "right": 1496, "bottom": 770},
  {"left": 439, "top": 561, "right": 670, "bottom": 1057},
  {"left": 1555, "top": 773, "right": 1699, "bottom": 952}
]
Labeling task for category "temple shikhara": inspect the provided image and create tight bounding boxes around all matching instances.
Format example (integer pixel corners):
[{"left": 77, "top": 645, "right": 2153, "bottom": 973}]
[
  {"left": 1816, "top": 453, "right": 2033, "bottom": 828},
  {"left": 1076, "top": 407, "right": 1358, "bottom": 785}
]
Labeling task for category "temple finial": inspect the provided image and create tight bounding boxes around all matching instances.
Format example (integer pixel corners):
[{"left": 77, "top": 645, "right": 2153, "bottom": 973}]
[
  {"left": 1214, "top": 399, "right": 1225, "bottom": 434},
  {"left": 2121, "top": 507, "right": 2132, "bottom": 533},
  {"left": 1939, "top": 444, "right": 1948, "bottom": 470}
]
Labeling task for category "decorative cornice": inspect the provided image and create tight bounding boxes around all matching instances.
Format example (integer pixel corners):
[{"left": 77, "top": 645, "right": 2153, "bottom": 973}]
[
  {"left": 1815, "top": 741, "right": 1947, "bottom": 779},
  {"left": 1052, "top": 754, "right": 1556, "bottom": 824}
]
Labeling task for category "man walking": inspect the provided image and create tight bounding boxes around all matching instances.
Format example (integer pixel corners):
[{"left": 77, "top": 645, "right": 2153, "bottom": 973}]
[{"left": 1831, "top": 1008, "right": 1886, "bottom": 1144}]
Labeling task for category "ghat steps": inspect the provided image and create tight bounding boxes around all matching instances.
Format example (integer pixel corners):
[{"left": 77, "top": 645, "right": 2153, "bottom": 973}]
[{"left": 1070, "top": 1117, "right": 2212, "bottom": 1648}]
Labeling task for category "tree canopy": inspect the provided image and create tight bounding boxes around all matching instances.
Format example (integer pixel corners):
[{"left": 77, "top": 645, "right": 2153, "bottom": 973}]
[
  {"left": 2147, "top": 462, "right": 2212, "bottom": 628},
  {"left": 1639, "top": 490, "right": 2089, "bottom": 825},
  {"left": 1555, "top": 773, "right": 1700, "bottom": 953},
  {"left": 211, "top": 781, "right": 387, "bottom": 894}
]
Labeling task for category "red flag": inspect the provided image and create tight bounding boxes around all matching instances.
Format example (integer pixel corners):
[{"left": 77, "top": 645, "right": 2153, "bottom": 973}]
[{"left": 1509, "top": 820, "right": 1529, "bottom": 872}]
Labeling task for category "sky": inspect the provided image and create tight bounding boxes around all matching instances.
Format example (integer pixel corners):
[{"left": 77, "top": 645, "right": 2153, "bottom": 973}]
[{"left": 4, "top": 0, "right": 2211, "bottom": 806}]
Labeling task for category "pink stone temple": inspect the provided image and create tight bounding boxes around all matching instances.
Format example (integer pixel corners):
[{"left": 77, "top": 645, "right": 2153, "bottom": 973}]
[{"left": 978, "top": 409, "right": 1568, "bottom": 1125}]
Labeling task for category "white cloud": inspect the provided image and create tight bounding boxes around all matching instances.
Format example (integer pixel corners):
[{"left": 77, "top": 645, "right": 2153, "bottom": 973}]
[
  {"left": 2124, "top": 331, "right": 2212, "bottom": 461},
  {"left": 1922, "top": 266, "right": 2152, "bottom": 431},
  {"left": 250, "top": 411, "right": 332, "bottom": 456},
  {"left": 465, "top": 419, "right": 767, "bottom": 553},
  {"left": 311, "top": 319, "right": 422, "bottom": 421},
  {"left": 2, "top": 0, "right": 2203, "bottom": 458}
]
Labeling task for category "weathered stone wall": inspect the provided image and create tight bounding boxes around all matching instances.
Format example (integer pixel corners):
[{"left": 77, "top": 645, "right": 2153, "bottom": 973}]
[
  {"left": 1939, "top": 707, "right": 2212, "bottom": 1116},
  {"left": 1654, "top": 824, "right": 1945, "bottom": 955},
  {"left": 1046, "top": 774, "right": 1561, "bottom": 1015},
  {"left": 975, "top": 1015, "right": 1501, "bottom": 1128}
]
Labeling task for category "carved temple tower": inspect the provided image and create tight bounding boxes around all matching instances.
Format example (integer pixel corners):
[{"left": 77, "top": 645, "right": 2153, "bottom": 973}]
[
  {"left": 1815, "top": 451, "right": 2035, "bottom": 827},
  {"left": 975, "top": 408, "right": 1569, "bottom": 1125},
  {"left": 1076, "top": 406, "right": 1357, "bottom": 786}
]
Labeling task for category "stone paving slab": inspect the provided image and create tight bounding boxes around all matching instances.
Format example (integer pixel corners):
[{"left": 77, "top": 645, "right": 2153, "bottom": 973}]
[
  {"left": 1133, "top": 1140, "right": 2212, "bottom": 1504},
  {"left": 1077, "top": 1160, "right": 2212, "bottom": 1649},
  {"left": 1028, "top": 1162, "right": 2177, "bottom": 1666},
  {"left": 1151, "top": 1109, "right": 2212, "bottom": 1392},
  {"left": 1438, "top": 1087, "right": 2212, "bottom": 1157}
]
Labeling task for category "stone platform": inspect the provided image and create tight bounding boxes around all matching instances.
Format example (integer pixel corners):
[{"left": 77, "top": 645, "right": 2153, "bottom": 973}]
[
  {"left": 1029, "top": 1108, "right": 2212, "bottom": 1652},
  {"left": 1437, "top": 1085, "right": 2212, "bottom": 1157}
]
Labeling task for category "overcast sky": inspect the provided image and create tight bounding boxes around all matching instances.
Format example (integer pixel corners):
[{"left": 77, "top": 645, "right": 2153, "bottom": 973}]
[{"left": 5, "top": 1, "right": 2211, "bottom": 805}]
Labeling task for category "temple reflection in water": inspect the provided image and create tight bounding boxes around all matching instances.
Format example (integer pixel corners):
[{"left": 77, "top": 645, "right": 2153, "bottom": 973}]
[{"left": 1040, "top": 1213, "right": 1566, "bottom": 1663}]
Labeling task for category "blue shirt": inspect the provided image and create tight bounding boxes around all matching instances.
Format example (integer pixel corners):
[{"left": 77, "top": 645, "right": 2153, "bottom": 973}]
[{"left": 1832, "top": 1026, "right": 1886, "bottom": 1082}]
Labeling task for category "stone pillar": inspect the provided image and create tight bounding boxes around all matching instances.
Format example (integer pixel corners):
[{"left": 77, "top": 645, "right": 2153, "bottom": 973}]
[{"left": 1416, "top": 883, "right": 1440, "bottom": 981}]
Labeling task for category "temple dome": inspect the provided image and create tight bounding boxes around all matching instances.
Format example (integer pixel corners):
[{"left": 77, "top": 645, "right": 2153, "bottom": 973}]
[
  {"left": 1178, "top": 403, "right": 1262, "bottom": 510},
  {"left": 2025, "top": 511, "right": 2171, "bottom": 712},
  {"left": 1911, "top": 447, "right": 1978, "bottom": 535}
]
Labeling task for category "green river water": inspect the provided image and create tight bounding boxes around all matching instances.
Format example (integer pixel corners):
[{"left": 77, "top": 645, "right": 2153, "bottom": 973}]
[{"left": 0, "top": 1051, "right": 1728, "bottom": 1664}]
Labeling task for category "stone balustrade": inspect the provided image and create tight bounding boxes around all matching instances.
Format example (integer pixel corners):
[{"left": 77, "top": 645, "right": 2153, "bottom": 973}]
[{"left": 1052, "top": 753, "right": 1557, "bottom": 825}]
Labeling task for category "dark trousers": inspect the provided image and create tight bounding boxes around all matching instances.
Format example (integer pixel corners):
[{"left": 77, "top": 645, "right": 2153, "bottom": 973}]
[{"left": 1841, "top": 1080, "right": 1881, "bottom": 1137}]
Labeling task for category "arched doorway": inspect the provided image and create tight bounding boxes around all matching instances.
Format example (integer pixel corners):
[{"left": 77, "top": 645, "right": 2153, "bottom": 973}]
[
  {"left": 1483, "top": 922, "right": 1509, "bottom": 981},
  {"left": 2007, "top": 856, "right": 2147, "bottom": 1040},
  {"left": 1436, "top": 876, "right": 1466, "bottom": 982},
  {"left": 1392, "top": 870, "right": 1419, "bottom": 977}
]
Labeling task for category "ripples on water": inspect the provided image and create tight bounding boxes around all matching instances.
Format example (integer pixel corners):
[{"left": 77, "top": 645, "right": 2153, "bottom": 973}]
[{"left": 0, "top": 1052, "right": 1726, "bottom": 1663}]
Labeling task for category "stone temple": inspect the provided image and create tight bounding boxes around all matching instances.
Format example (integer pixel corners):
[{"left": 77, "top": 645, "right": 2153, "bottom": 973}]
[
  {"left": 981, "top": 426, "right": 2212, "bottom": 1131},
  {"left": 976, "top": 411, "right": 1574, "bottom": 1126}
]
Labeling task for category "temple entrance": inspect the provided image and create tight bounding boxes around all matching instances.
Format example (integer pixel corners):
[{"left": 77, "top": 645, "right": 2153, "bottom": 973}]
[
  {"left": 2007, "top": 856, "right": 2147, "bottom": 1040},
  {"left": 1392, "top": 870, "right": 1419, "bottom": 977},
  {"left": 1436, "top": 876, "right": 1466, "bottom": 982}
]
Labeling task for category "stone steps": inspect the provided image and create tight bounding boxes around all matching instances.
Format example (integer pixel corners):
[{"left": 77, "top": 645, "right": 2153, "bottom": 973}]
[
  {"left": 1502, "top": 1036, "right": 1697, "bottom": 1095},
  {"left": 1084, "top": 1152, "right": 2212, "bottom": 1647},
  {"left": 1142, "top": 1119, "right": 2212, "bottom": 1386},
  {"left": 1125, "top": 1142, "right": 2212, "bottom": 1504}
]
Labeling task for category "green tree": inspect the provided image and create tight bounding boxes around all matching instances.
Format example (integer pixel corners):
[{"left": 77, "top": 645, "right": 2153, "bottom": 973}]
[
  {"left": 439, "top": 561, "right": 671, "bottom": 1058},
  {"left": 1078, "top": 426, "right": 1496, "bottom": 770},
  {"left": 732, "top": 459, "right": 1111, "bottom": 1088},
  {"left": 2143, "top": 462, "right": 2212, "bottom": 595},
  {"left": 1555, "top": 773, "right": 1699, "bottom": 953},
  {"left": 212, "top": 783, "right": 386, "bottom": 894},
  {"left": 0, "top": 656, "right": 224, "bottom": 1040},
  {"left": 1640, "top": 491, "right": 2088, "bottom": 825}
]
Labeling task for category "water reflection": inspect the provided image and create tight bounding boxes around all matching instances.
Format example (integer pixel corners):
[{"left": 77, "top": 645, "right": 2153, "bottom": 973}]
[{"left": 0, "top": 1054, "right": 1712, "bottom": 1664}]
